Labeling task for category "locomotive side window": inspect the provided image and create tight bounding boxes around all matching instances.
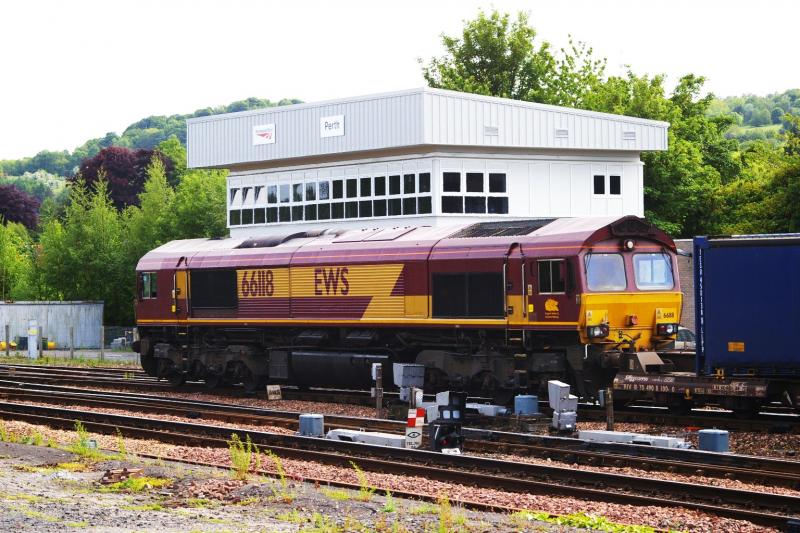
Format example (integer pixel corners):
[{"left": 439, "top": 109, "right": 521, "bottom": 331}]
[
  {"left": 432, "top": 272, "right": 504, "bottom": 318},
  {"left": 633, "top": 253, "right": 674, "bottom": 290},
  {"left": 140, "top": 272, "right": 157, "bottom": 299},
  {"left": 585, "top": 253, "right": 626, "bottom": 291},
  {"left": 190, "top": 270, "right": 238, "bottom": 309},
  {"left": 537, "top": 259, "right": 567, "bottom": 294}
]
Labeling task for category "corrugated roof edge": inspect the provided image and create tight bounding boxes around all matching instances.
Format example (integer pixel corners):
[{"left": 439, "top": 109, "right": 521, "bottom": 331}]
[{"left": 185, "top": 87, "right": 670, "bottom": 128}]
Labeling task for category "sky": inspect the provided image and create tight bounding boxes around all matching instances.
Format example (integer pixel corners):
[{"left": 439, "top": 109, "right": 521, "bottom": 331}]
[{"left": 1, "top": 0, "right": 797, "bottom": 160}]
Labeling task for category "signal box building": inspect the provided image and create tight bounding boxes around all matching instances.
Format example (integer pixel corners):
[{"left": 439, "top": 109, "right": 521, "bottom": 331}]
[{"left": 186, "top": 88, "right": 668, "bottom": 238}]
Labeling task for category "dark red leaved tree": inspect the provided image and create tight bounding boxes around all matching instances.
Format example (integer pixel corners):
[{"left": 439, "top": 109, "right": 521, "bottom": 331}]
[
  {"left": 0, "top": 184, "right": 41, "bottom": 230},
  {"left": 74, "top": 146, "right": 175, "bottom": 210}
]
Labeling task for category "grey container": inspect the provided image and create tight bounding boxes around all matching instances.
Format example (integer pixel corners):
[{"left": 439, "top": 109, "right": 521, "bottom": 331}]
[
  {"left": 514, "top": 395, "right": 539, "bottom": 415},
  {"left": 698, "top": 429, "right": 729, "bottom": 452},
  {"left": 298, "top": 414, "right": 324, "bottom": 437}
]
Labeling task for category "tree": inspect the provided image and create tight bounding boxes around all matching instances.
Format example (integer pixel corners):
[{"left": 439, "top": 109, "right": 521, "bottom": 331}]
[
  {"left": 169, "top": 169, "right": 228, "bottom": 239},
  {"left": 124, "top": 157, "right": 176, "bottom": 267},
  {"left": 0, "top": 221, "right": 33, "bottom": 300},
  {"left": 0, "top": 184, "right": 41, "bottom": 230},
  {"left": 74, "top": 146, "right": 175, "bottom": 209},
  {"left": 156, "top": 135, "right": 187, "bottom": 179},
  {"left": 421, "top": 10, "right": 605, "bottom": 107}
]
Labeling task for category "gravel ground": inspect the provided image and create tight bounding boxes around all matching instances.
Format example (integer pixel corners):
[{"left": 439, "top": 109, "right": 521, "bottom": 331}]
[
  {"left": 12, "top": 398, "right": 798, "bottom": 498},
  {"left": 0, "top": 419, "right": 776, "bottom": 532}
]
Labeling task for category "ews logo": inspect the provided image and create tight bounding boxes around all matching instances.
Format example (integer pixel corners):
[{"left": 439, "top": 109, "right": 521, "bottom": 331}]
[{"left": 314, "top": 267, "right": 350, "bottom": 296}]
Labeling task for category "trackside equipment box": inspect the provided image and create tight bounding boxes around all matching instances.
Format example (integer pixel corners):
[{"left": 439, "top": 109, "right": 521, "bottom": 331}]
[{"left": 694, "top": 234, "right": 800, "bottom": 377}]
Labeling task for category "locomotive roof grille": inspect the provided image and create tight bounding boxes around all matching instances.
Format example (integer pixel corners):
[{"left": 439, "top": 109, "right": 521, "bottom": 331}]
[{"left": 447, "top": 219, "right": 557, "bottom": 239}]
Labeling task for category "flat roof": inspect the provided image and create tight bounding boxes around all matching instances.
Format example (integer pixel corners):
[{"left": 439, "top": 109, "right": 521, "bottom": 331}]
[{"left": 187, "top": 87, "right": 669, "bottom": 170}]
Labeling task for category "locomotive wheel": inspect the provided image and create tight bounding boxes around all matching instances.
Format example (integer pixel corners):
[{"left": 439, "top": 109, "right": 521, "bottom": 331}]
[
  {"left": 168, "top": 372, "right": 186, "bottom": 387},
  {"left": 204, "top": 373, "right": 223, "bottom": 389},
  {"left": 242, "top": 372, "right": 266, "bottom": 394},
  {"left": 140, "top": 355, "right": 157, "bottom": 377}
]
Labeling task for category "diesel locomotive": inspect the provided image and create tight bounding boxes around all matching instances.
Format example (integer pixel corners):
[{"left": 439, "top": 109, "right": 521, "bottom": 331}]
[{"left": 133, "top": 215, "right": 683, "bottom": 400}]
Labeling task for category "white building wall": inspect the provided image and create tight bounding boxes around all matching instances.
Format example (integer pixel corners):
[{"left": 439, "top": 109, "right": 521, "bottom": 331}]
[{"left": 226, "top": 153, "right": 644, "bottom": 238}]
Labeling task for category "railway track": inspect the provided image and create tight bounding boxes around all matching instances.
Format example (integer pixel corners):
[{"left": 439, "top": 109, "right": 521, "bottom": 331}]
[
  {"left": 0, "top": 399, "right": 796, "bottom": 529},
  {"left": 0, "top": 381, "right": 798, "bottom": 490},
  {"left": 1, "top": 362, "right": 798, "bottom": 434}
]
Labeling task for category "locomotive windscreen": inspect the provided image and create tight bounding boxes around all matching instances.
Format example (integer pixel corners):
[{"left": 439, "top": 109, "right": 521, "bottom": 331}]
[
  {"left": 190, "top": 270, "right": 238, "bottom": 309},
  {"left": 432, "top": 272, "right": 504, "bottom": 318}
]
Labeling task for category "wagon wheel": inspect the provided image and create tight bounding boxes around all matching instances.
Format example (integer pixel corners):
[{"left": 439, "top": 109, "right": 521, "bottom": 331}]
[
  {"left": 240, "top": 367, "right": 265, "bottom": 394},
  {"left": 140, "top": 355, "right": 158, "bottom": 377},
  {"left": 168, "top": 371, "right": 186, "bottom": 387}
]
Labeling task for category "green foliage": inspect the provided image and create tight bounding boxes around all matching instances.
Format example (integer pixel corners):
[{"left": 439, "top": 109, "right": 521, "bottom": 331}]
[
  {"left": 264, "top": 448, "right": 294, "bottom": 503},
  {"left": 102, "top": 476, "right": 171, "bottom": 492},
  {"left": 382, "top": 490, "right": 396, "bottom": 512},
  {"left": 421, "top": 10, "right": 605, "bottom": 108},
  {"left": 320, "top": 487, "right": 352, "bottom": 501},
  {"left": 228, "top": 433, "right": 259, "bottom": 481},
  {"left": 510, "top": 510, "right": 656, "bottom": 532},
  {"left": 70, "top": 420, "right": 101, "bottom": 459},
  {"left": 169, "top": 169, "right": 228, "bottom": 239},
  {"left": 349, "top": 461, "right": 376, "bottom": 502},
  {"left": 0, "top": 220, "right": 35, "bottom": 300}
]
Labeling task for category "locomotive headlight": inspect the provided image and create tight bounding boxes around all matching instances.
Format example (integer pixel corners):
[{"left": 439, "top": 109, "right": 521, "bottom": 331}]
[
  {"left": 623, "top": 239, "right": 635, "bottom": 251},
  {"left": 656, "top": 323, "right": 678, "bottom": 335},
  {"left": 587, "top": 324, "right": 610, "bottom": 338}
]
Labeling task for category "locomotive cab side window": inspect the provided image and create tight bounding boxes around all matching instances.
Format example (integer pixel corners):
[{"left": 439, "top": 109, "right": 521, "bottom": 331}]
[
  {"left": 139, "top": 272, "right": 158, "bottom": 299},
  {"left": 584, "top": 253, "right": 626, "bottom": 291},
  {"left": 537, "top": 259, "right": 568, "bottom": 294}
]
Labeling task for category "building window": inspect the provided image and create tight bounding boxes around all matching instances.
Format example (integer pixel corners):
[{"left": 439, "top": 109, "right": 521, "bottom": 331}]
[
  {"left": 443, "top": 172, "right": 460, "bottom": 192},
  {"left": 267, "top": 207, "right": 278, "bottom": 222},
  {"left": 242, "top": 187, "right": 251, "bottom": 202},
  {"left": 360, "top": 177, "right": 371, "bottom": 197},
  {"left": 375, "top": 176, "right": 386, "bottom": 196},
  {"left": 305, "top": 182, "right": 316, "bottom": 201},
  {"left": 389, "top": 198, "right": 401, "bottom": 215},
  {"left": 610, "top": 175, "right": 621, "bottom": 195},
  {"left": 489, "top": 173, "right": 506, "bottom": 193},
  {"left": 140, "top": 272, "right": 157, "bottom": 299},
  {"left": 241, "top": 209, "right": 253, "bottom": 225},
  {"left": 229, "top": 209, "right": 241, "bottom": 225},
  {"left": 304, "top": 204, "right": 317, "bottom": 221},
  {"left": 465, "top": 196, "right": 486, "bottom": 214},
  {"left": 254, "top": 208, "right": 266, "bottom": 224},
  {"left": 373, "top": 199, "right": 387, "bottom": 216},
  {"left": 488, "top": 197, "right": 508, "bottom": 214},
  {"left": 359, "top": 200, "right": 372, "bottom": 217},
  {"left": 267, "top": 185, "right": 277, "bottom": 203},
  {"left": 229, "top": 188, "right": 239, "bottom": 204},
  {"left": 403, "top": 197, "right": 416, "bottom": 215},
  {"left": 442, "top": 196, "right": 463, "bottom": 213},
  {"left": 280, "top": 184, "right": 290, "bottom": 203},
  {"left": 293, "top": 184, "right": 303, "bottom": 202},
  {"left": 319, "top": 181, "right": 330, "bottom": 200},
  {"left": 345, "top": 201, "right": 358, "bottom": 218},
  {"left": 292, "top": 205, "right": 303, "bottom": 221},
  {"left": 333, "top": 180, "right": 343, "bottom": 199},
  {"left": 538, "top": 259, "right": 567, "bottom": 294},
  {"left": 418, "top": 196, "right": 432, "bottom": 214},
  {"left": 318, "top": 204, "right": 331, "bottom": 220},
  {"left": 466, "top": 172, "right": 483, "bottom": 192},
  {"left": 332, "top": 203, "right": 344, "bottom": 219},
  {"left": 404, "top": 174, "right": 415, "bottom": 194},
  {"left": 593, "top": 175, "right": 605, "bottom": 195},
  {"left": 279, "top": 206, "right": 290, "bottom": 221},
  {"left": 346, "top": 178, "right": 358, "bottom": 198},
  {"left": 389, "top": 175, "right": 401, "bottom": 195},
  {"left": 254, "top": 186, "right": 264, "bottom": 203},
  {"left": 419, "top": 172, "right": 431, "bottom": 193}
]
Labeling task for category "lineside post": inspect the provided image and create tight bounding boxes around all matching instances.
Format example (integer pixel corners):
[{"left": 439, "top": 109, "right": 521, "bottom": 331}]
[
  {"left": 606, "top": 387, "right": 615, "bottom": 431},
  {"left": 38, "top": 330, "right": 43, "bottom": 358},
  {"left": 4, "top": 324, "right": 9, "bottom": 357},
  {"left": 69, "top": 326, "right": 74, "bottom": 360},
  {"left": 374, "top": 363, "right": 384, "bottom": 419},
  {"left": 100, "top": 326, "right": 105, "bottom": 361}
]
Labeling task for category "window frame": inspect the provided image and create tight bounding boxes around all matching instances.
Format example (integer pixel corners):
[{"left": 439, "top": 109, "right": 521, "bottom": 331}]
[
  {"left": 536, "top": 259, "right": 568, "bottom": 295},
  {"left": 584, "top": 253, "right": 627, "bottom": 292},
  {"left": 632, "top": 252, "right": 675, "bottom": 291},
  {"left": 139, "top": 271, "right": 158, "bottom": 300}
]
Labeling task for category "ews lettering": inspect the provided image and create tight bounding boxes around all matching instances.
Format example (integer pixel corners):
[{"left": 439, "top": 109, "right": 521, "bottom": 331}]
[
  {"left": 314, "top": 267, "right": 350, "bottom": 295},
  {"left": 240, "top": 270, "right": 275, "bottom": 297}
]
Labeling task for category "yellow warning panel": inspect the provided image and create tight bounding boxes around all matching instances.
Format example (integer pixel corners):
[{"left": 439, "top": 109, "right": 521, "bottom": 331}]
[{"left": 727, "top": 342, "right": 745, "bottom": 352}]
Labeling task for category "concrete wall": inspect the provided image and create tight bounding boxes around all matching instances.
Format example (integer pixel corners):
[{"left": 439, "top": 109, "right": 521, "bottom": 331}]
[
  {"left": 674, "top": 239, "right": 694, "bottom": 330},
  {"left": 0, "top": 302, "right": 104, "bottom": 349}
]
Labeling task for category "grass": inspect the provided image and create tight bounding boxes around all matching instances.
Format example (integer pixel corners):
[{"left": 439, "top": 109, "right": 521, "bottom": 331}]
[
  {"left": 264, "top": 449, "right": 295, "bottom": 503},
  {"left": 382, "top": 490, "right": 396, "bottom": 513},
  {"left": 509, "top": 510, "right": 657, "bottom": 533},
  {"left": 350, "top": 461, "right": 375, "bottom": 502},
  {"left": 228, "top": 433, "right": 259, "bottom": 481},
  {"left": 186, "top": 497, "right": 213, "bottom": 508},
  {"left": 0, "top": 355, "right": 140, "bottom": 369},
  {"left": 115, "top": 428, "right": 127, "bottom": 459},
  {"left": 277, "top": 509, "right": 303, "bottom": 523},
  {"left": 70, "top": 420, "right": 103, "bottom": 459},
  {"left": 120, "top": 503, "right": 164, "bottom": 511},
  {"left": 320, "top": 487, "right": 352, "bottom": 501},
  {"left": 101, "top": 476, "right": 171, "bottom": 493}
]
